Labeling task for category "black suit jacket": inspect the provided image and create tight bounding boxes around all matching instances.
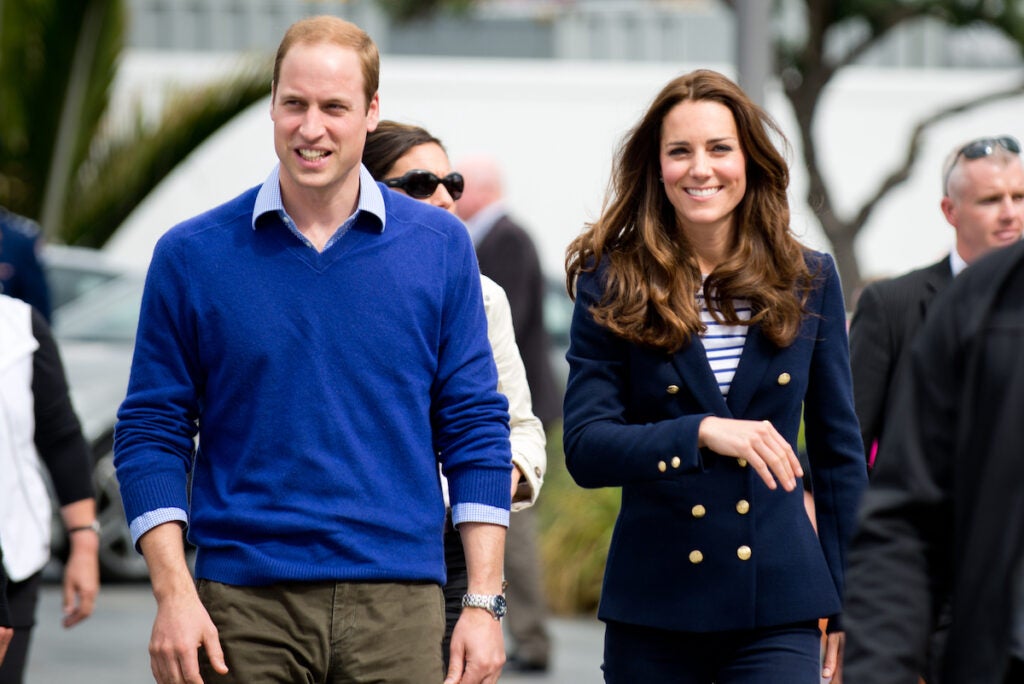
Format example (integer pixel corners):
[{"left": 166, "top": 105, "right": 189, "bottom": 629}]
[
  {"left": 475, "top": 215, "right": 561, "bottom": 427},
  {"left": 849, "top": 256, "right": 952, "bottom": 463},
  {"left": 844, "top": 240, "right": 1024, "bottom": 683}
]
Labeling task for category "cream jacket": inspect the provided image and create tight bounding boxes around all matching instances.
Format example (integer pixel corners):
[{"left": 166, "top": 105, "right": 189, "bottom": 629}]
[
  {"left": 442, "top": 276, "right": 546, "bottom": 511},
  {"left": 481, "top": 275, "right": 546, "bottom": 509}
]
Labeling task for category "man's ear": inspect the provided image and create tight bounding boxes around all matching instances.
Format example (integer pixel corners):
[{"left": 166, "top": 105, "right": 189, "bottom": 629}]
[
  {"left": 366, "top": 92, "right": 380, "bottom": 132},
  {"left": 940, "top": 195, "right": 957, "bottom": 229}
]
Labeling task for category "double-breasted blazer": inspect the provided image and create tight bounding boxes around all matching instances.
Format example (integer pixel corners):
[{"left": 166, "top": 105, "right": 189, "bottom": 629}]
[{"left": 563, "top": 250, "right": 867, "bottom": 633}]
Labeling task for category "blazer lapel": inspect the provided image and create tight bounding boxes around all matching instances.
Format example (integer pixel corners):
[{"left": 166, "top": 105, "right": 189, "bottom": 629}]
[
  {"left": 920, "top": 257, "right": 954, "bottom": 317},
  {"left": 670, "top": 337, "right": 731, "bottom": 417},
  {"left": 724, "top": 325, "right": 773, "bottom": 417}
]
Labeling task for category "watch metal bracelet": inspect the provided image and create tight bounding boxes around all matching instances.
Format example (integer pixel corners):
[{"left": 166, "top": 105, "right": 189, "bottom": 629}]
[{"left": 461, "top": 593, "right": 507, "bottom": 620}]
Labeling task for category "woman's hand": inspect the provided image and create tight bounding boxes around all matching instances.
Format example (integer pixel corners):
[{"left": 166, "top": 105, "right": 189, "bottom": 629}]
[
  {"left": 697, "top": 416, "right": 803, "bottom": 491},
  {"left": 822, "top": 630, "right": 844, "bottom": 681},
  {"left": 510, "top": 466, "right": 522, "bottom": 499}
]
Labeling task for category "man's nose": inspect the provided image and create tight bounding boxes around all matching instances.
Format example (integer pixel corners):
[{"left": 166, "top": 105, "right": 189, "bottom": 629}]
[{"left": 300, "top": 109, "right": 325, "bottom": 138}]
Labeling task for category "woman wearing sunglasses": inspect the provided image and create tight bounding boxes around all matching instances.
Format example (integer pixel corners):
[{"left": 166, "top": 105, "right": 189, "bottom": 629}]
[
  {"left": 362, "top": 120, "right": 546, "bottom": 671},
  {"left": 562, "top": 70, "right": 867, "bottom": 683}
]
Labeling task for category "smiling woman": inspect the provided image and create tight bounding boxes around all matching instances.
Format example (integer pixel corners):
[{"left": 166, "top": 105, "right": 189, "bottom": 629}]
[
  {"left": 658, "top": 99, "right": 747, "bottom": 250},
  {"left": 361, "top": 119, "right": 548, "bottom": 672},
  {"left": 561, "top": 69, "right": 867, "bottom": 683}
]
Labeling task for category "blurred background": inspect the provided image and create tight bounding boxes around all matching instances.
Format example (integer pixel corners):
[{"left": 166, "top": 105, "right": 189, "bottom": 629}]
[{"left": 2, "top": 1, "right": 1023, "bottom": 677}]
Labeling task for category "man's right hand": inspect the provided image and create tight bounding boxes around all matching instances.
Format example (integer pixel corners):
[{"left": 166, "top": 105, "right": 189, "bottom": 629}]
[
  {"left": 149, "top": 589, "right": 226, "bottom": 683},
  {"left": 140, "top": 523, "right": 228, "bottom": 683}
]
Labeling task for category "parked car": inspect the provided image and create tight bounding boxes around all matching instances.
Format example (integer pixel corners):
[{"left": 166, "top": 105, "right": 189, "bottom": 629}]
[
  {"left": 43, "top": 246, "right": 148, "bottom": 580},
  {"left": 43, "top": 244, "right": 127, "bottom": 311}
]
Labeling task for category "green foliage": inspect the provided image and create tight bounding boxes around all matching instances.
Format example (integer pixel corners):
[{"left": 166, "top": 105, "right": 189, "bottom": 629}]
[
  {"left": 535, "top": 423, "right": 620, "bottom": 615},
  {"left": 64, "top": 61, "right": 272, "bottom": 247},
  {"left": 0, "top": 0, "right": 272, "bottom": 247},
  {"left": 0, "top": 0, "right": 114, "bottom": 217}
]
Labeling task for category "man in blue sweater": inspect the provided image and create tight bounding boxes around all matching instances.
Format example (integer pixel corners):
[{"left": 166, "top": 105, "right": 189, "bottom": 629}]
[{"left": 114, "top": 16, "right": 511, "bottom": 684}]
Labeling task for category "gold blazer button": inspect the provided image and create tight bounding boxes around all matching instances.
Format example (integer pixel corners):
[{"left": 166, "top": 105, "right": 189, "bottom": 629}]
[
  {"left": 777, "top": 372, "right": 791, "bottom": 386},
  {"left": 737, "top": 545, "right": 752, "bottom": 561},
  {"left": 689, "top": 550, "right": 704, "bottom": 564},
  {"left": 666, "top": 384, "right": 680, "bottom": 395}
]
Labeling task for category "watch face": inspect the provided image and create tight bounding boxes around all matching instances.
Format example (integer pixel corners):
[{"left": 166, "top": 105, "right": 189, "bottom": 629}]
[{"left": 492, "top": 594, "right": 507, "bottom": 618}]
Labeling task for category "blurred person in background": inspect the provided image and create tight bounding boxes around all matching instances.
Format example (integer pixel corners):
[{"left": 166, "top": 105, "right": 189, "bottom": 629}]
[
  {"left": 847, "top": 135, "right": 1023, "bottom": 682},
  {"left": 844, "top": 238, "right": 1024, "bottom": 683},
  {"left": 362, "top": 119, "right": 547, "bottom": 675},
  {"left": 0, "top": 293, "right": 98, "bottom": 684},
  {"left": 0, "top": 207, "right": 51, "bottom": 322},
  {"left": 457, "top": 154, "right": 558, "bottom": 674},
  {"left": 850, "top": 135, "right": 1024, "bottom": 471},
  {"left": 562, "top": 69, "right": 866, "bottom": 683}
]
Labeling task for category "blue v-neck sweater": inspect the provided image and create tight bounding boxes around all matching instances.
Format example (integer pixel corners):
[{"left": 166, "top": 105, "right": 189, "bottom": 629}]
[{"left": 114, "top": 184, "right": 512, "bottom": 586}]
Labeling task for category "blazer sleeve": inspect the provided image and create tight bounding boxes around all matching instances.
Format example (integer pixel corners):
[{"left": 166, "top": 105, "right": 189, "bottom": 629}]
[
  {"left": 848, "top": 281, "right": 892, "bottom": 464},
  {"left": 562, "top": 268, "right": 710, "bottom": 489},
  {"left": 802, "top": 255, "right": 869, "bottom": 631}
]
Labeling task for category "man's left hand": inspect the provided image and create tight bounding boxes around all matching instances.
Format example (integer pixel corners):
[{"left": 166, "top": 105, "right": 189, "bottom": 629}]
[{"left": 443, "top": 608, "right": 505, "bottom": 684}]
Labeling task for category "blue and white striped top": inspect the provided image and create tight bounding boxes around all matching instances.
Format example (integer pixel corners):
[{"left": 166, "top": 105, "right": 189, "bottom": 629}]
[{"left": 697, "top": 288, "right": 751, "bottom": 397}]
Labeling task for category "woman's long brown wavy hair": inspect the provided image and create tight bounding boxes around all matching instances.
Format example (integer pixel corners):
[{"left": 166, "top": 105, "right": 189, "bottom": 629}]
[{"left": 565, "top": 69, "right": 812, "bottom": 353}]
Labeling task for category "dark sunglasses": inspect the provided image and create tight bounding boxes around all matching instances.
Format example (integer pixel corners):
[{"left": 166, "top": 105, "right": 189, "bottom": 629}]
[
  {"left": 383, "top": 170, "right": 464, "bottom": 200},
  {"left": 957, "top": 135, "right": 1022, "bottom": 161},
  {"left": 944, "top": 135, "right": 1022, "bottom": 190}
]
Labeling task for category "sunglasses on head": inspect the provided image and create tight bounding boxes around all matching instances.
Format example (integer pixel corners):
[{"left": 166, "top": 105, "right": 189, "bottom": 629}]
[
  {"left": 957, "top": 135, "right": 1022, "bottom": 161},
  {"left": 384, "top": 170, "right": 464, "bottom": 200},
  {"left": 944, "top": 135, "right": 1022, "bottom": 191}
]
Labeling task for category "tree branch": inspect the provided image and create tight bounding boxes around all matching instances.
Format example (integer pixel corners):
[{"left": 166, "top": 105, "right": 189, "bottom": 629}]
[{"left": 851, "top": 78, "right": 1024, "bottom": 231}]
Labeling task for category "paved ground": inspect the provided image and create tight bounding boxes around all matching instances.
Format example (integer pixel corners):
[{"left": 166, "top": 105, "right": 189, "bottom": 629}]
[{"left": 26, "top": 583, "right": 606, "bottom": 683}]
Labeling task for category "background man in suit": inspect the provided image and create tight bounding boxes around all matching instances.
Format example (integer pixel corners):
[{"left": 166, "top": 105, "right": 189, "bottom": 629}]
[
  {"left": 849, "top": 135, "right": 1024, "bottom": 469},
  {"left": 844, "top": 238, "right": 1024, "bottom": 684},
  {"left": 457, "top": 155, "right": 558, "bottom": 673}
]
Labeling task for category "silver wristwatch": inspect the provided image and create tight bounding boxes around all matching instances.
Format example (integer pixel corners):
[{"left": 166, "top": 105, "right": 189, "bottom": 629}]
[{"left": 461, "top": 593, "right": 507, "bottom": 620}]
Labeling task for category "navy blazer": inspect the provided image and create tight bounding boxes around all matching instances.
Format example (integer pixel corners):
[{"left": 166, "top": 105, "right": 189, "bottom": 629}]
[{"left": 563, "top": 251, "right": 866, "bottom": 633}]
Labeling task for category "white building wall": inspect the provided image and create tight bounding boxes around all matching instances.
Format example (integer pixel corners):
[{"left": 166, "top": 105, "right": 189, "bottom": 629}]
[{"left": 104, "top": 51, "right": 1024, "bottom": 285}]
